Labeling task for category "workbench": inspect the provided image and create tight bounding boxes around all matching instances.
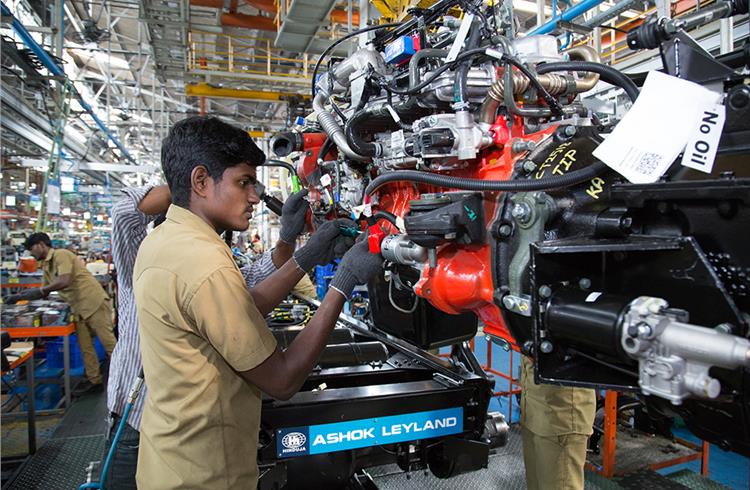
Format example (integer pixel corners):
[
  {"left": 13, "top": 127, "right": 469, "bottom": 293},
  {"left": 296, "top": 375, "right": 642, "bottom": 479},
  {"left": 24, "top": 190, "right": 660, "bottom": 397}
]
[
  {"left": 2, "top": 342, "right": 36, "bottom": 454},
  {"left": 2, "top": 324, "right": 77, "bottom": 409}
]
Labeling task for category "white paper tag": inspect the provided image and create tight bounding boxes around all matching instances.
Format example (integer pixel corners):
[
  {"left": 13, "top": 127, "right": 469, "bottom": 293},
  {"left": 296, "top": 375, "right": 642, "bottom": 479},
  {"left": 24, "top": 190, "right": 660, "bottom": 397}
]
[
  {"left": 585, "top": 292, "right": 603, "bottom": 302},
  {"left": 446, "top": 13, "right": 474, "bottom": 62},
  {"left": 320, "top": 173, "right": 332, "bottom": 187},
  {"left": 680, "top": 104, "right": 726, "bottom": 174},
  {"left": 593, "top": 71, "right": 721, "bottom": 184}
]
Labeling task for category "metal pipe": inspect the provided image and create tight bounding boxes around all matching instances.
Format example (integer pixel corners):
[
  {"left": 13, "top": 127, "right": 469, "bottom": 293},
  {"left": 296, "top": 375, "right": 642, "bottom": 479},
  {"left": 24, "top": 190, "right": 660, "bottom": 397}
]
[
  {"left": 0, "top": 1, "right": 136, "bottom": 163},
  {"left": 565, "top": 45, "right": 601, "bottom": 91},
  {"left": 583, "top": 0, "right": 638, "bottom": 28},
  {"left": 525, "top": 0, "right": 606, "bottom": 36},
  {"left": 313, "top": 92, "right": 368, "bottom": 161}
]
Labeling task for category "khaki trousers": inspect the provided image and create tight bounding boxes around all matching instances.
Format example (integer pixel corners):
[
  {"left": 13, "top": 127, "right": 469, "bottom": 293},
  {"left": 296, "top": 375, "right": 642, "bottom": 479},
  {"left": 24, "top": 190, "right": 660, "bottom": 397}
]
[
  {"left": 76, "top": 299, "right": 117, "bottom": 384},
  {"left": 522, "top": 427, "right": 589, "bottom": 490}
]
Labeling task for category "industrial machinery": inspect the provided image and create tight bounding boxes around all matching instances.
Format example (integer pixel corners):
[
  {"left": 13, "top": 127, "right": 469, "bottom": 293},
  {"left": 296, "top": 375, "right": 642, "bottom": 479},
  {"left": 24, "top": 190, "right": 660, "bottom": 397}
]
[
  {"left": 258, "top": 297, "right": 508, "bottom": 488},
  {"left": 271, "top": 0, "right": 750, "bottom": 460}
]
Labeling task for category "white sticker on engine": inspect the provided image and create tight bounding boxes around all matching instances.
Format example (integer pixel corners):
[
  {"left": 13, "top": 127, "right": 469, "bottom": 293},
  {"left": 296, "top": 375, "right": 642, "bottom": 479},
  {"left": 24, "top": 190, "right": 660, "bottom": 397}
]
[
  {"left": 320, "top": 173, "right": 332, "bottom": 187},
  {"left": 592, "top": 71, "right": 721, "bottom": 184},
  {"left": 680, "top": 104, "right": 726, "bottom": 174},
  {"left": 585, "top": 292, "right": 603, "bottom": 302}
]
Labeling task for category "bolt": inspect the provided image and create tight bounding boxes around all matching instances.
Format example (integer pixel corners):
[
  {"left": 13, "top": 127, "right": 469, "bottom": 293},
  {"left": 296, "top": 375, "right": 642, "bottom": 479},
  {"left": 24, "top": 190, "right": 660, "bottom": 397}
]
[
  {"left": 498, "top": 224, "right": 512, "bottom": 237},
  {"left": 714, "top": 323, "right": 734, "bottom": 335},
  {"left": 579, "top": 278, "right": 592, "bottom": 290},
  {"left": 511, "top": 202, "right": 532, "bottom": 223},
  {"left": 620, "top": 216, "right": 633, "bottom": 230},
  {"left": 539, "top": 340, "right": 554, "bottom": 354},
  {"left": 523, "top": 160, "right": 537, "bottom": 173},
  {"left": 522, "top": 340, "right": 534, "bottom": 356},
  {"left": 538, "top": 285, "right": 552, "bottom": 298},
  {"left": 564, "top": 126, "right": 577, "bottom": 137},
  {"left": 502, "top": 295, "right": 517, "bottom": 310}
]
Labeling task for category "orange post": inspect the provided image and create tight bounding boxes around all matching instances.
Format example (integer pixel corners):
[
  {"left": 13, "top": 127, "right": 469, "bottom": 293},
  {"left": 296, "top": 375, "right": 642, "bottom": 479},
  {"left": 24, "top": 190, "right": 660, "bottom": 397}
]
[
  {"left": 602, "top": 390, "right": 618, "bottom": 478},
  {"left": 701, "top": 441, "right": 710, "bottom": 476}
]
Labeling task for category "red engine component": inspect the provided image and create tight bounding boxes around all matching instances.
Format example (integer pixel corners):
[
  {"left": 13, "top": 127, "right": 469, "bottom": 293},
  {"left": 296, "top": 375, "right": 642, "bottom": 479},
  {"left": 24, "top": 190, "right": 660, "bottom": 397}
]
[{"left": 372, "top": 115, "right": 557, "bottom": 344}]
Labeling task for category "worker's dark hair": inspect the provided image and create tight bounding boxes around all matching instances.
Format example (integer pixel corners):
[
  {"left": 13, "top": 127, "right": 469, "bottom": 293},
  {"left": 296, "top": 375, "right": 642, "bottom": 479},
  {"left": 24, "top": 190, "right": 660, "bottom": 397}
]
[
  {"left": 24, "top": 232, "right": 52, "bottom": 250},
  {"left": 161, "top": 116, "right": 266, "bottom": 207}
]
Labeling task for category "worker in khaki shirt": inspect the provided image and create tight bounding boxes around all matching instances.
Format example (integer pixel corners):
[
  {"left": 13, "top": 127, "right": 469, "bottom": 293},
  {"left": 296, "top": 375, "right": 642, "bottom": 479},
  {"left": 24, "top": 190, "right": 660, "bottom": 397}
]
[
  {"left": 133, "top": 116, "right": 383, "bottom": 489},
  {"left": 520, "top": 355, "right": 596, "bottom": 490},
  {"left": 8, "top": 232, "right": 116, "bottom": 395}
]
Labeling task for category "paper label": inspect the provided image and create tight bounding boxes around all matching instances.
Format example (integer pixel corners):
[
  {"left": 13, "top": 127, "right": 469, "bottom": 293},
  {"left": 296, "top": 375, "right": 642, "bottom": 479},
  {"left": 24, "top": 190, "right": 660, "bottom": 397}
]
[
  {"left": 47, "top": 179, "right": 61, "bottom": 215},
  {"left": 593, "top": 71, "right": 721, "bottom": 184},
  {"left": 585, "top": 292, "right": 603, "bottom": 302},
  {"left": 680, "top": 104, "right": 726, "bottom": 174},
  {"left": 320, "top": 173, "right": 332, "bottom": 187}
]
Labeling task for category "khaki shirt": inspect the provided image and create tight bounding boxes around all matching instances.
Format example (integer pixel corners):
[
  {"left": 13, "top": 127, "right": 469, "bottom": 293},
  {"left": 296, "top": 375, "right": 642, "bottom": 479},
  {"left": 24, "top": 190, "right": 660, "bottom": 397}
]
[
  {"left": 520, "top": 356, "right": 596, "bottom": 437},
  {"left": 133, "top": 205, "right": 277, "bottom": 490},
  {"left": 43, "top": 248, "right": 107, "bottom": 319}
]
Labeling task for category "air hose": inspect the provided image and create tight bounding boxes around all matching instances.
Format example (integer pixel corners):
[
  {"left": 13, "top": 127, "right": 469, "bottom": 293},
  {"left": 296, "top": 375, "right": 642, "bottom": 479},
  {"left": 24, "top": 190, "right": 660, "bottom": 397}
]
[{"left": 79, "top": 370, "right": 144, "bottom": 490}]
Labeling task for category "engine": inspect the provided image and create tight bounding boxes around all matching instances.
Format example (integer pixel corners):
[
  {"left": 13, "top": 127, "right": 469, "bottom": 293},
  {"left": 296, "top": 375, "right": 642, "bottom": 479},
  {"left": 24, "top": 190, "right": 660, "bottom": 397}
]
[{"left": 272, "top": 0, "right": 750, "bottom": 456}]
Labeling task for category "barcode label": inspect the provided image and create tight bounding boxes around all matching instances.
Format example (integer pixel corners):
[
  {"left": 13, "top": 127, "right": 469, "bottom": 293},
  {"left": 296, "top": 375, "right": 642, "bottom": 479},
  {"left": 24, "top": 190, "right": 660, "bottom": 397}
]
[
  {"left": 593, "top": 71, "right": 721, "bottom": 184},
  {"left": 622, "top": 148, "right": 667, "bottom": 176}
]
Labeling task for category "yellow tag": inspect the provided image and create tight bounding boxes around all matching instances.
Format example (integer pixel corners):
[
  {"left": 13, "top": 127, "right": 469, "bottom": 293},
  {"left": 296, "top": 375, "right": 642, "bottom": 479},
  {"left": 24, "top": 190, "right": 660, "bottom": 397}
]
[{"left": 9, "top": 277, "right": 19, "bottom": 284}]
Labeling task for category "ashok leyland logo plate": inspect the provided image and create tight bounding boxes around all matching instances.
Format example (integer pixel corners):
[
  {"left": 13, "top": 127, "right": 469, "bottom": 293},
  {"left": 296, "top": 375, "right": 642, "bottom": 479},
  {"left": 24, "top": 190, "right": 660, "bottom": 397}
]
[{"left": 275, "top": 407, "right": 463, "bottom": 459}]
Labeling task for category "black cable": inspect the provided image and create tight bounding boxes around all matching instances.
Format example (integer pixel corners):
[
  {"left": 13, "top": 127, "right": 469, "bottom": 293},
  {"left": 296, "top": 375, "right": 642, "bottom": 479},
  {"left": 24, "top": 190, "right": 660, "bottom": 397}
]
[
  {"left": 384, "top": 48, "right": 488, "bottom": 95},
  {"left": 330, "top": 98, "right": 349, "bottom": 123},
  {"left": 317, "top": 137, "right": 333, "bottom": 162},
  {"left": 311, "top": 22, "right": 403, "bottom": 99},
  {"left": 373, "top": 210, "right": 399, "bottom": 227},
  {"left": 536, "top": 61, "right": 640, "bottom": 103},
  {"left": 503, "top": 56, "right": 565, "bottom": 116},
  {"left": 263, "top": 159, "right": 297, "bottom": 176},
  {"left": 365, "top": 163, "right": 608, "bottom": 195}
]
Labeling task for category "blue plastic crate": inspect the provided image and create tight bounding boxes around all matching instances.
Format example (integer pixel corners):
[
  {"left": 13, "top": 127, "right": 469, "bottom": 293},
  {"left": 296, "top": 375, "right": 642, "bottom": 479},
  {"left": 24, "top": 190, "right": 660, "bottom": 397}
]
[
  {"left": 315, "top": 260, "right": 340, "bottom": 299},
  {"left": 45, "top": 333, "right": 106, "bottom": 370}
]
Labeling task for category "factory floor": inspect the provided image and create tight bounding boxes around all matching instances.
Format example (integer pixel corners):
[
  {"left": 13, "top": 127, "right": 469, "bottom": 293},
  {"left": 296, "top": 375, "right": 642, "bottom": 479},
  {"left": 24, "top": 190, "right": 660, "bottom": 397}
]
[{"left": 2, "top": 336, "right": 748, "bottom": 489}]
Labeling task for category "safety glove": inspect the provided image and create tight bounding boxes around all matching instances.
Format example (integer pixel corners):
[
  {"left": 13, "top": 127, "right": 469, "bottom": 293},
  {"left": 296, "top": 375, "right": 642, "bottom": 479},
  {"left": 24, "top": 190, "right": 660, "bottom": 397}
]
[
  {"left": 279, "top": 189, "right": 310, "bottom": 244},
  {"left": 293, "top": 219, "right": 356, "bottom": 272},
  {"left": 330, "top": 238, "right": 384, "bottom": 299}
]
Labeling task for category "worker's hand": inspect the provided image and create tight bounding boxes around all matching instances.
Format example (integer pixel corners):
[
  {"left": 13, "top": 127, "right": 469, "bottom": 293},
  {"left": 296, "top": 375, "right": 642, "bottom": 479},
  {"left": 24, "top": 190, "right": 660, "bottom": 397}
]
[
  {"left": 329, "top": 239, "right": 384, "bottom": 299},
  {"left": 4, "top": 288, "right": 44, "bottom": 304},
  {"left": 279, "top": 189, "right": 309, "bottom": 244},
  {"left": 292, "top": 219, "right": 355, "bottom": 272}
]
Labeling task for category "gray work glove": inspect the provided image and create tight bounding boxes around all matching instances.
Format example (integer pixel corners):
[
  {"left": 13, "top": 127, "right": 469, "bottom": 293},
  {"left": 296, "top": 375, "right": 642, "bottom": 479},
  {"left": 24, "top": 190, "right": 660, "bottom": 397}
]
[
  {"left": 4, "top": 288, "right": 45, "bottom": 304},
  {"left": 293, "top": 219, "right": 356, "bottom": 272},
  {"left": 330, "top": 239, "right": 384, "bottom": 299},
  {"left": 279, "top": 189, "right": 309, "bottom": 244}
]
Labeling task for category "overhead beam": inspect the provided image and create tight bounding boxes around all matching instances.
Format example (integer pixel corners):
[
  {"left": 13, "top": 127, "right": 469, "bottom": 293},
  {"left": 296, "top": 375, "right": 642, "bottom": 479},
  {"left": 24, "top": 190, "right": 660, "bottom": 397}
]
[{"left": 185, "top": 83, "right": 309, "bottom": 101}]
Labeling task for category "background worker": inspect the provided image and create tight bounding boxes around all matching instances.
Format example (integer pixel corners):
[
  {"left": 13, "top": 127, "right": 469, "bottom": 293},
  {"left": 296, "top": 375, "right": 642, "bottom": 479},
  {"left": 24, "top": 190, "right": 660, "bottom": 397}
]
[
  {"left": 133, "top": 116, "right": 382, "bottom": 489},
  {"left": 520, "top": 355, "right": 596, "bottom": 490},
  {"left": 7, "top": 233, "right": 117, "bottom": 396},
  {"left": 105, "top": 176, "right": 315, "bottom": 488}
]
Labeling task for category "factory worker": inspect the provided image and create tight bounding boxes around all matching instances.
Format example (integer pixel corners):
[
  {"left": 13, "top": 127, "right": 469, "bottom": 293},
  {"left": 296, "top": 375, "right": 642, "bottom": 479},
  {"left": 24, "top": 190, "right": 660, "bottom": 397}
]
[{"left": 133, "top": 116, "right": 383, "bottom": 489}]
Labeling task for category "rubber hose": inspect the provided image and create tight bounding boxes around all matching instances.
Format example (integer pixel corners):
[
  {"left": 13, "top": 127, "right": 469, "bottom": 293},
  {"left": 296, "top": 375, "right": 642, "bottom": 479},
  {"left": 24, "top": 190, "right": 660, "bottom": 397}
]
[
  {"left": 264, "top": 159, "right": 297, "bottom": 176},
  {"left": 365, "top": 163, "right": 608, "bottom": 195},
  {"left": 536, "top": 61, "right": 639, "bottom": 102},
  {"left": 317, "top": 137, "right": 333, "bottom": 162},
  {"left": 344, "top": 106, "right": 395, "bottom": 158},
  {"left": 374, "top": 210, "right": 399, "bottom": 227}
]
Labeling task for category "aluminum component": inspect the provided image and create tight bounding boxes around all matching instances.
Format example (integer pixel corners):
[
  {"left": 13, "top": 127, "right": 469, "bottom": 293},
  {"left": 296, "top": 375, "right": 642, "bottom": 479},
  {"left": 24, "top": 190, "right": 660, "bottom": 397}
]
[
  {"left": 381, "top": 234, "right": 428, "bottom": 266},
  {"left": 420, "top": 64, "right": 497, "bottom": 106},
  {"left": 621, "top": 296, "right": 750, "bottom": 405}
]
